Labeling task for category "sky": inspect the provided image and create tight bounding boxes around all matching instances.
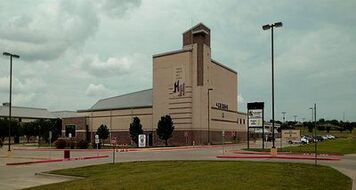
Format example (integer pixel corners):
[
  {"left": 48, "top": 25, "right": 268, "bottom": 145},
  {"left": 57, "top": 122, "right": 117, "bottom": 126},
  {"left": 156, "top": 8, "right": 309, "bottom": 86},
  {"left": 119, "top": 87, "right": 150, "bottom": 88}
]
[{"left": 0, "top": 0, "right": 355, "bottom": 122}]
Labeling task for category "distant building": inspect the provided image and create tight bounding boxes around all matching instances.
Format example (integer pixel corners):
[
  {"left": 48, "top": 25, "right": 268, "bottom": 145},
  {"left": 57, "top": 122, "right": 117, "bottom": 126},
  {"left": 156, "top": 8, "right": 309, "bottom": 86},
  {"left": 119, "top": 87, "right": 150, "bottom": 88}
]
[
  {"left": 62, "top": 23, "right": 247, "bottom": 146},
  {"left": 0, "top": 103, "right": 56, "bottom": 122}
]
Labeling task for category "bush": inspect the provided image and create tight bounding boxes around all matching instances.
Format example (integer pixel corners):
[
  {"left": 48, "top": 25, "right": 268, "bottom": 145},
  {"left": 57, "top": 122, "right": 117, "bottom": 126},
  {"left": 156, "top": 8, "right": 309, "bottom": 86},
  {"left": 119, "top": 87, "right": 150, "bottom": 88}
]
[
  {"left": 55, "top": 139, "right": 67, "bottom": 149},
  {"left": 77, "top": 140, "right": 89, "bottom": 149},
  {"left": 67, "top": 140, "right": 76, "bottom": 149}
]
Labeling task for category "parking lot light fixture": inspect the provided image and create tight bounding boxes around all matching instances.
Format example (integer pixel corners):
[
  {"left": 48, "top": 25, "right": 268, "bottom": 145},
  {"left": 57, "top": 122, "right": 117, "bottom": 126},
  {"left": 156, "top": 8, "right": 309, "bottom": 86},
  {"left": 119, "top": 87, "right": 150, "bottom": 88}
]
[
  {"left": 3, "top": 52, "right": 20, "bottom": 152},
  {"left": 262, "top": 22, "right": 283, "bottom": 148}
]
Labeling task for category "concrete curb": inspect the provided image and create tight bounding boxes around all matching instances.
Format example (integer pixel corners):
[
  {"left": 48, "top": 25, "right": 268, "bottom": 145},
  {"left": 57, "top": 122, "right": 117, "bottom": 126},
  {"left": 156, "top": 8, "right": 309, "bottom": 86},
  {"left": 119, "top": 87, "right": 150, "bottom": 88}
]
[
  {"left": 6, "top": 155, "right": 109, "bottom": 166},
  {"left": 35, "top": 172, "right": 84, "bottom": 180}
]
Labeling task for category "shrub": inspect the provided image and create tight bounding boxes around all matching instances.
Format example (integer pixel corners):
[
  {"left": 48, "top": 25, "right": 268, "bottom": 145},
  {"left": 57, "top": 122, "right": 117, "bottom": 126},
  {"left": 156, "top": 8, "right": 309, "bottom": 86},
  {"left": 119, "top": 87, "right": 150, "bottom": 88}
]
[
  {"left": 55, "top": 139, "right": 67, "bottom": 149},
  {"left": 77, "top": 140, "right": 89, "bottom": 149},
  {"left": 67, "top": 140, "right": 76, "bottom": 149}
]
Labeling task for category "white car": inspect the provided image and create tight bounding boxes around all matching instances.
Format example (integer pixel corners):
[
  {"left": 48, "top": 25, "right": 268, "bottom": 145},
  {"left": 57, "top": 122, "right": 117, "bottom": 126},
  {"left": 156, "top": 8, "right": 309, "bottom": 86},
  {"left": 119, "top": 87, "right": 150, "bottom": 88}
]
[
  {"left": 326, "top": 135, "right": 335, "bottom": 139},
  {"left": 300, "top": 137, "right": 309, "bottom": 144}
]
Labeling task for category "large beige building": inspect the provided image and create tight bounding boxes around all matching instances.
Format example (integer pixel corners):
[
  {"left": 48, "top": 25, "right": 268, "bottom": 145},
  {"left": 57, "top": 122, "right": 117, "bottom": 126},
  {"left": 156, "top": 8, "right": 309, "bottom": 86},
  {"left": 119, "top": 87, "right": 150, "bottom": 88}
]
[{"left": 63, "top": 23, "right": 247, "bottom": 146}]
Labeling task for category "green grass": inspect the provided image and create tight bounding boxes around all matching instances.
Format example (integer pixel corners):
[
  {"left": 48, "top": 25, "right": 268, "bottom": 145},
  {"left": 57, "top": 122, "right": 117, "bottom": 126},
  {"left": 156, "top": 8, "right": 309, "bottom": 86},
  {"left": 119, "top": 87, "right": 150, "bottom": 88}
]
[
  {"left": 281, "top": 138, "right": 356, "bottom": 155},
  {"left": 244, "top": 136, "right": 356, "bottom": 155},
  {"left": 26, "top": 161, "right": 351, "bottom": 190},
  {"left": 297, "top": 129, "right": 356, "bottom": 139}
]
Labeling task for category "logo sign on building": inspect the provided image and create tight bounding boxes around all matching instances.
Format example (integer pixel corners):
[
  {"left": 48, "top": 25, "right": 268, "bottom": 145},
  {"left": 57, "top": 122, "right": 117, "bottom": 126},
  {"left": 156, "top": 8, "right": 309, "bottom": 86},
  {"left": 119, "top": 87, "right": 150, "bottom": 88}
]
[
  {"left": 138, "top": 134, "right": 146, "bottom": 148},
  {"left": 216, "top": 103, "right": 228, "bottom": 110},
  {"left": 172, "top": 66, "right": 186, "bottom": 97},
  {"left": 173, "top": 80, "right": 185, "bottom": 96}
]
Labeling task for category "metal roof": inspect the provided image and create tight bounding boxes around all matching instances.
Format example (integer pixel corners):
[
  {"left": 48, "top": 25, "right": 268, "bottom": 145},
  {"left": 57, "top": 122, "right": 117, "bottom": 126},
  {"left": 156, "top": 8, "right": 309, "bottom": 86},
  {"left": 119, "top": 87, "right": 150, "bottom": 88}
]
[
  {"left": 51, "top": 111, "right": 82, "bottom": 118},
  {"left": 80, "top": 89, "right": 153, "bottom": 112},
  {"left": 0, "top": 106, "right": 57, "bottom": 119}
]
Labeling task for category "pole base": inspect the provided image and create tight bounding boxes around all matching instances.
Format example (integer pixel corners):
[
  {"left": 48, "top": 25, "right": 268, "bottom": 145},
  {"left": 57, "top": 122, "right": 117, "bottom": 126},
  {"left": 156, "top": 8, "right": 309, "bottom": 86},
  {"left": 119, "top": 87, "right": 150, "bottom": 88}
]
[{"left": 270, "top": 147, "right": 278, "bottom": 157}]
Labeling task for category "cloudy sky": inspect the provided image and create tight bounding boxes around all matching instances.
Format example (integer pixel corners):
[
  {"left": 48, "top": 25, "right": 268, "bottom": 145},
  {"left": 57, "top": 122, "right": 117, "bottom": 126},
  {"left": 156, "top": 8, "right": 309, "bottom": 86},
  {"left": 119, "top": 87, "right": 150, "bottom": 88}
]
[{"left": 0, "top": 0, "right": 355, "bottom": 122}]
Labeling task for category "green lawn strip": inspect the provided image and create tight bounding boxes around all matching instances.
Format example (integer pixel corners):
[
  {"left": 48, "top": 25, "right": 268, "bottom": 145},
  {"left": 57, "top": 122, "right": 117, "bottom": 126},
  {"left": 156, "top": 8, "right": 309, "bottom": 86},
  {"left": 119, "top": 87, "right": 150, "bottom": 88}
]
[
  {"left": 25, "top": 161, "right": 351, "bottom": 190},
  {"left": 282, "top": 138, "right": 356, "bottom": 155},
  {"left": 244, "top": 137, "right": 356, "bottom": 155}
]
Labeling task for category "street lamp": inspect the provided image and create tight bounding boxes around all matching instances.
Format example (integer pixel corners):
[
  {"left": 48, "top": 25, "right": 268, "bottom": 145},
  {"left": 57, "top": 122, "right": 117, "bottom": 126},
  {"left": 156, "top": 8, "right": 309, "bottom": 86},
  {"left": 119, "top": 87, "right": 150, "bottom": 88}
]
[
  {"left": 262, "top": 22, "right": 282, "bottom": 148},
  {"left": 310, "top": 104, "right": 317, "bottom": 165},
  {"left": 281, "top": 112, "right": 286, "bottom": 123},
  {"left": 207, "top": 88, "right": 213, "bottom": 145},
  {"left": 3, "top": 52, "right": 20, "bottom": 152}
]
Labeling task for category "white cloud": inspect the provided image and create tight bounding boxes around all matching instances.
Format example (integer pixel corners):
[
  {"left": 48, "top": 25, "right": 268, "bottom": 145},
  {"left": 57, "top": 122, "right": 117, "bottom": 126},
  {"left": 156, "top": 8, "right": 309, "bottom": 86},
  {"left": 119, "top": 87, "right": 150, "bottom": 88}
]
[
  {"left": 238, "top": 94, "right": 245, "bottom": 104},
  {"left": 97, "top": 0, "right": 141, "bottom": 18},
  {"left": 85, "top": 83, "right": 111, "bottom": 97},
  {"left": 0, "top": 0, "right": 142, "bottom": 62},
  {"left": 78, "top": 55, "right": 132, "bottom": 77}
]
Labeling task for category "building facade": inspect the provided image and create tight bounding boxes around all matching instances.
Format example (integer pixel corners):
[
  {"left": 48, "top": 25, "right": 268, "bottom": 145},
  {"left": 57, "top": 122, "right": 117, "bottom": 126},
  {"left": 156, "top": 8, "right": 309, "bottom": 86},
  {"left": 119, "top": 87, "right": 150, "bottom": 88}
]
[{"left": 63, "top": 23, "right": 247, "bottom": 146}]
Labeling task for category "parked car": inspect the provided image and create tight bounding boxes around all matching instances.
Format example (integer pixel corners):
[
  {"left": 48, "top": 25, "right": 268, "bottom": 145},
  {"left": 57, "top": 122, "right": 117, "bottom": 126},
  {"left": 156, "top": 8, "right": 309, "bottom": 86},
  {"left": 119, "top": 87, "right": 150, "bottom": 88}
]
[
  {"left": 315, "top": 136, "right": 324, "bottom": 142},
  {"left": 289, "top": 140, "right": 302, "bottom": 144},
  {"left": 267, "top": 135, "right": 275, "bottom": 142},
  {"left": 300, "top": 136, "right": 309, "bottom": 144},
  {"left": 326, "top": 135, "right": 335, "bottom": 139}
]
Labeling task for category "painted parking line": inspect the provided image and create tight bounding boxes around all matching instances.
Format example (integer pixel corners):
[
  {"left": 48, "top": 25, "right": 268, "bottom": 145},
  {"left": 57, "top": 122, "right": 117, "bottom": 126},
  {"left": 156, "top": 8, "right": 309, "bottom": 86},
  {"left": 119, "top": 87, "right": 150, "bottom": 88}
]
[{"left": 6, "top": 155, "right": 109, "bottom": 166}]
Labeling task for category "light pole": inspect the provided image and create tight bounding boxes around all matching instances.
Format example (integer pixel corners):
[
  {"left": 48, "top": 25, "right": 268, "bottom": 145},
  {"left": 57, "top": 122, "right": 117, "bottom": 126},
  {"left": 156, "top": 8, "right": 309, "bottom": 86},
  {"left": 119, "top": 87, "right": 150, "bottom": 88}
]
[
  {"left": 310, "top": 104, "right": 317, "bottom": 165},
  {"left": 293, "top": 115, "right": 297, "bottom": 122},
  {"left": 207, "top": 88, "right": 213, "bottom": 145},
  {"left": 3, "top": 52, "right": 20, "bottom": 152},
  {"left": 281, "top": 112, "right": 286, "bottom": 123},
  {"left": 262, "top": 22, "right": 282, "bottom": 148}
]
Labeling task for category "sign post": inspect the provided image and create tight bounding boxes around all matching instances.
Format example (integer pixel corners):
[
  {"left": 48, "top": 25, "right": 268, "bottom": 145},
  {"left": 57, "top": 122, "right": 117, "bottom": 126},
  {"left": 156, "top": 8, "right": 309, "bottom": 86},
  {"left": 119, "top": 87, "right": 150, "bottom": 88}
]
[
  {"left": 138, "top": 134, "right": 146, "bottom": 148},
  {"left": 222, "top": 131, "right": 225, "bottom": 155},
  {"left": 95, "top": 134, "right": 99, "bottom": 156},
  {"left": 111, "top": 137, "right": 117, "bottom": 164},
  {"left": 49, "top": 131, "right": 52, "bottom": 159},
  {"left": 247, "top": 102, "right": 264, "bottom": 150}
]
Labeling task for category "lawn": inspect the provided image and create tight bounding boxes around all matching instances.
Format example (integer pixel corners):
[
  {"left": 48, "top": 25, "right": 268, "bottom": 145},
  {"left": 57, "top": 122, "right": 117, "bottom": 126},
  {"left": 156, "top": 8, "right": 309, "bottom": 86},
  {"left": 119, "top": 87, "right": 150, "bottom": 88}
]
[
  {"left": 280, "top": 137, "right": 356, "bottom": 155},
  {"left": 245, "top": 137, "right": 356, "bottom": 155},
  {"left": 26, "top": 161, "right": 351, "bottom": 190}
]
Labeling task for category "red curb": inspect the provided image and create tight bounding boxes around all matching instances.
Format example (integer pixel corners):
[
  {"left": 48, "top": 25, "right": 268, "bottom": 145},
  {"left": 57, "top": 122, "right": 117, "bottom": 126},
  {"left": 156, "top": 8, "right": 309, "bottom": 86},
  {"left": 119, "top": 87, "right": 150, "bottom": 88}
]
[
  {"left": 217, "top": 155, "right": 340, "bottom": 161},
  {"left": 13, "top": 148, "right": 113, "bottom": 152},
  {"left": 6, "top": 155, "right": 109, "bottom": 166}
]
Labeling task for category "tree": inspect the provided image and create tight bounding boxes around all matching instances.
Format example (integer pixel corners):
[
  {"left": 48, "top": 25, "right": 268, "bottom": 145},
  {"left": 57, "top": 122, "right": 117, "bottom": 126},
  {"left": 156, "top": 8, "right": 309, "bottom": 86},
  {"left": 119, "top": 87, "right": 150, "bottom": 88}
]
[
  {"left": 23, "top": 122, "right": 36, "bottom": 143},
  {"left": 345, "top": 122, "right": 353, "bottom": 133},
  {"left": 306, "top": 122, "right": 314, "bottom": 133},
  {"left": 326, "top": 126, "right": 331, "bottom": 133},
  {"left": 0, "top": 118, "right": 8, "bottom": 142},
  {"left": 51, "top": 119, "right": 62, "bottom": 143},
  {"left": 96, "top": 124, "right": 110, "bottom": 142},
  {"left": 129, "top": 117, "right": 143, "bottom": 146},
  {"left": 156, "top": 115, "right": 174, "bottom": 146}
]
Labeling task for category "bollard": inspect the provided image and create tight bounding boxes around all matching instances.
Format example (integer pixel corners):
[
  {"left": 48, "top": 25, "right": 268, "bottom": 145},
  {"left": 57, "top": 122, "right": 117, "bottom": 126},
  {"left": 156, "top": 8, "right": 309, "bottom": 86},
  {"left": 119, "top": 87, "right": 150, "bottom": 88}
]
[{"left": 64, "top": 150, "right": 70, "bottom": 159}]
